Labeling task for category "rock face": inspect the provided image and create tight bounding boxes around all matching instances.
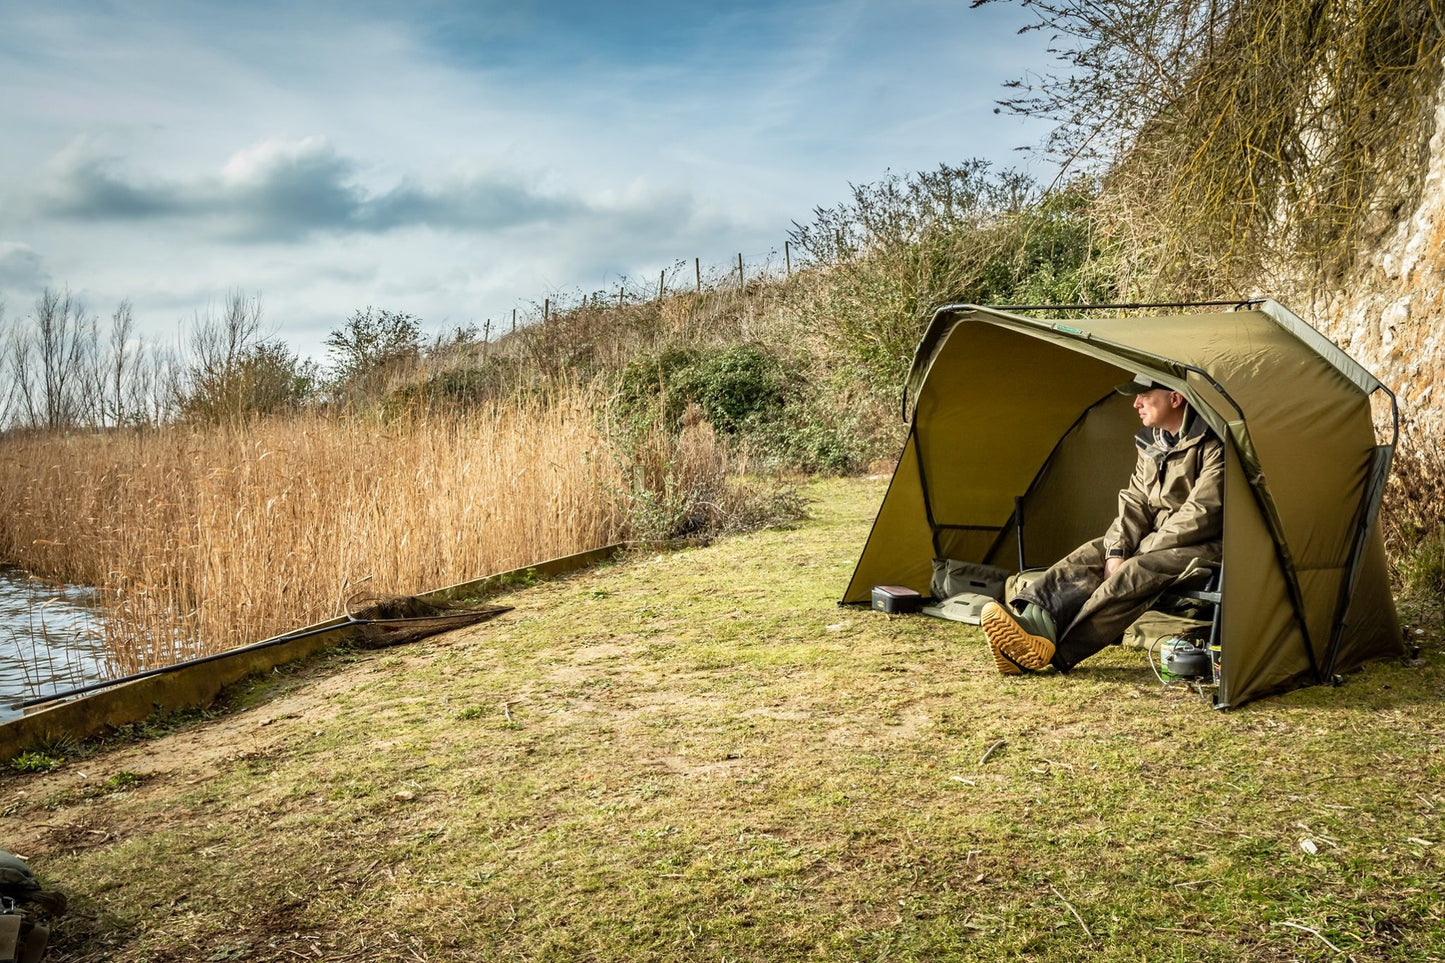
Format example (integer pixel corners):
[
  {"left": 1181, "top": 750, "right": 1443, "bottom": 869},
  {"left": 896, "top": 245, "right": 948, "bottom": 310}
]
[{"left": 1312, "top": 94, "right": 1445, "bottom": 448}]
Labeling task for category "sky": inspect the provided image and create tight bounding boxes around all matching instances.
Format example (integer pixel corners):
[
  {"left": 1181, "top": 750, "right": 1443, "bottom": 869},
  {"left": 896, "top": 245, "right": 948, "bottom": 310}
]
[{"left": 0, "top": 0, "right": 1056, "bottom": 363}]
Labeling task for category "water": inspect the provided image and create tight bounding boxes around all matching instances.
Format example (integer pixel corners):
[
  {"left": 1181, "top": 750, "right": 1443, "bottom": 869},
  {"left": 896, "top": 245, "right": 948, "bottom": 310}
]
[{"left": 0, "top": 567, "right": 110, "bottom": 722}]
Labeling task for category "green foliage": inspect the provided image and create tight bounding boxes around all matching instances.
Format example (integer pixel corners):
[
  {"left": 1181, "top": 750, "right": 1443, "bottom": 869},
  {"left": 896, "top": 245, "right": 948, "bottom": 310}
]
[
  {"left": 616, "top": 347, "right": 700, "bottom": 427},
  {"left": 104, "top": 770, "right": 143, "bottom": 790},
  {"left": 673, "top": 345, "right": 787, "bottom": 434},
  {"left": 325, "top": 307, "right": 423, "bottom": 403},
  {"left": 9, "top": 750, "right": 65, "bottom": 773},
  {"left": 773, "top": 401, "right": 874, "bottom": 475},
  {"left": 788, "top": 165, "right": 1113, "bottom": 390},
  {"left": 610, "top": 342, "right": 879, "bottom": 474},
  {"left": 617, "top": 344, "right": 788, "bottom": 435}
]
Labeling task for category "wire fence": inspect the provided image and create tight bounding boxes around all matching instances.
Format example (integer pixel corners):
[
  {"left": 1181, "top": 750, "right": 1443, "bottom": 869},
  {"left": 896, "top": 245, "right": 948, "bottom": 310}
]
[{"left": 476, "top": 243, "right": 805, "bottom": 342}]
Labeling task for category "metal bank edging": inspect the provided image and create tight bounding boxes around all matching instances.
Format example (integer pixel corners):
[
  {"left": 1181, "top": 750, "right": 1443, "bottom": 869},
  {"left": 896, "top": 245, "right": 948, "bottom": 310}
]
[{"left": 0, "top": 543, "right": 627, "bottom": 762}]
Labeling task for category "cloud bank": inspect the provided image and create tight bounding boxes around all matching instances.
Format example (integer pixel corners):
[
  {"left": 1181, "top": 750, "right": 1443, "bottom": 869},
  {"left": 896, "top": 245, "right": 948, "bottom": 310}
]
[
  {"left": 0, "top": 0, "right": 1053, "bottom": 358},
  {"left": 35, "top": 137, "right": 618, "bottom": 242}
]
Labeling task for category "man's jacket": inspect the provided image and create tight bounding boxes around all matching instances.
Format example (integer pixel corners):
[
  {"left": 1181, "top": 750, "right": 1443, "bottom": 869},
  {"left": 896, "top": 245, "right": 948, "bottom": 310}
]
[{"left": 1102, "top": 410, "right": 1224, "bottom": 559}]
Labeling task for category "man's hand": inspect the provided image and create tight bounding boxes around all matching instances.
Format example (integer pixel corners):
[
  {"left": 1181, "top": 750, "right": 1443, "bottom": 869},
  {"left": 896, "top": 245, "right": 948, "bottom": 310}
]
[{"left": 1104, "top": 556, "right": 1124, "bottom": 579}]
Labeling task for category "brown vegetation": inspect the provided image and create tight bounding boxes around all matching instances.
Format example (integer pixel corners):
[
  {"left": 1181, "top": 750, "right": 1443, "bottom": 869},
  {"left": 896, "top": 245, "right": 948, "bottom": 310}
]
[{"left": 0, "top": 386, "right": 790, "bottom": 675}]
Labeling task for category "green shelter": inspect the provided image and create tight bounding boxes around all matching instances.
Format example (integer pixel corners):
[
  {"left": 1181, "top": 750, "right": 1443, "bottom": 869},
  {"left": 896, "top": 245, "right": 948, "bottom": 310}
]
[{"left": 841, "top": 301, "right": 1403, "bottom": 707}]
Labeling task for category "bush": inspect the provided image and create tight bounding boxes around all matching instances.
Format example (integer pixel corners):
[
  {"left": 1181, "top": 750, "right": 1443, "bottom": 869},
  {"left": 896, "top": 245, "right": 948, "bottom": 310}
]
[
  {"left": 617, "top": 344, "right": 788, "bottom": 435},
  {"left": 786, "top": 165, "right": 1114, "bottom": 392},
  {"left": 673, "top": 345, "right": 787, "bottom": 434},
  {"left": 602, "top": 398, "right": 804, "bottom": 541}
]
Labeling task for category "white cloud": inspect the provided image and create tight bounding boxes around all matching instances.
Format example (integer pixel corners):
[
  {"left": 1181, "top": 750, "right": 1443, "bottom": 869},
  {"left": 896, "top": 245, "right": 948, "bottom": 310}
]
[
  {"left": 28, "top": 136, "right": 716, "bottom": 250},
  {"left": 0, "top": 0, "right": 1057, "bottom": 361}
]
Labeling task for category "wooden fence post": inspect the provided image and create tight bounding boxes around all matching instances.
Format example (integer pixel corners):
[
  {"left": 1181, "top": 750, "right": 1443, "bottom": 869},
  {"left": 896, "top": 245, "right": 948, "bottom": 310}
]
[
  {"left": 785, "top": 241, "right": 791, "bottom": 276},
  {"left": 695, "top": 258, "right": 701, "bottom": 293},
  {"left": 737, "top": 253, "right": 744, "bottom": 288}
]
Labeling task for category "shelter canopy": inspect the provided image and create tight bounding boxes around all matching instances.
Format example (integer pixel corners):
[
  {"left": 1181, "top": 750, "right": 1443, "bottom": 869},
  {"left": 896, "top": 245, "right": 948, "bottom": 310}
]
[{"left": 843, "top": 301, "right": 1402, "bottom": 707}]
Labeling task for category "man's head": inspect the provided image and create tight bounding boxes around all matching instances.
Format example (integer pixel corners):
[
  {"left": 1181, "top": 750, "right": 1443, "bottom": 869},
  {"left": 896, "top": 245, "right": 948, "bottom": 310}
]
[{"left": 1115, "top": 375, "right": 1186, "bottom": 434}]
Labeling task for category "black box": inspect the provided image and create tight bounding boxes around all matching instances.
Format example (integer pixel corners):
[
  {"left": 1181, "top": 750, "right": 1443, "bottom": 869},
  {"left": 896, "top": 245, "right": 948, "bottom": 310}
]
[{"left": 871, "top": 585, "right": 922, "bottom": 614}]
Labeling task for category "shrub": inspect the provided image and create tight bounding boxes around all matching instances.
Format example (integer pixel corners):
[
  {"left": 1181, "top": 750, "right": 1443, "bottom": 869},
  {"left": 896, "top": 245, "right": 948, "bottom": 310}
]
[
  {"left": 10, "top": 750, "right": 65, "bottom": 773},
  {"left": 786, "top": 165, "right": 1113, "bottom": 392},
  {"left": 602, "top": 398, "right": 805, "bottom": 541},
  {"left": 672, "top": 345, "right": 787, "bottom": 434},
  {"left": 616, "top": 344, "right": 788, "bottom": 435},
  {"left": 383, "top": 358, "right": 519, "bottom": 414}
]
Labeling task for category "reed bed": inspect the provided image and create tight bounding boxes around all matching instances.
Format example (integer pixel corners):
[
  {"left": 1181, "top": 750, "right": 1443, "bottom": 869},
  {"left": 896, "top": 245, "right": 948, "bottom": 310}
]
[{"left": 0, "top": 386, "right": 636, "bottom": 676}]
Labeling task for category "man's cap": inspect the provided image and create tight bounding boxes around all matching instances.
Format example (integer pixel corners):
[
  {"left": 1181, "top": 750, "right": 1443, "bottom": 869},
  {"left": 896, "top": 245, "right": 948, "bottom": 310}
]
[{"left": 1114, "top": 375, "right": 1176, "bottom": 395}]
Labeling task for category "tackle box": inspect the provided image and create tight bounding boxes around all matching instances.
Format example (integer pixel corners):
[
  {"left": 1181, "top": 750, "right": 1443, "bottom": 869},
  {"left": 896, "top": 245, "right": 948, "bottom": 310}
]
[{"left": 871, "top": 585, "right": 922, "bottom": 614}]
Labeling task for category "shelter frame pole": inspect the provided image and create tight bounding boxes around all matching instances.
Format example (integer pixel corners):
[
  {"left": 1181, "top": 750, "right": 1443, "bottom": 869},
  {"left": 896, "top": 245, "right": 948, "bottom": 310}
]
[
  {"left": 912, "top": 421, "right": 943, "bottom": 559},
  {"left": 971, "top": 298, "right": 1267, "bottom": 314},
  {"left": 1322, "top": 385, "right": 1400, "bottom": 677}
]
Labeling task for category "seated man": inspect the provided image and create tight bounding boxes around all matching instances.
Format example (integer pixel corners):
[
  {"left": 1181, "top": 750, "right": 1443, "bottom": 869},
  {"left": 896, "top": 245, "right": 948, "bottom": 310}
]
[{"left": 980, "top": 375, "right": 1224, "bottom": 674}]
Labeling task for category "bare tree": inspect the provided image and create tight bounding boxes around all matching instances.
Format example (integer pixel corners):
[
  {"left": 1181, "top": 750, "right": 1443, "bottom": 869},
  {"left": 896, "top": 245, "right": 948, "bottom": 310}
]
[
  {"left": 172, "top": 291, "right": 313, "bottom": 422},
  {"left": 974, "top": 0, "right": 1230, "bottom": 167},
  {"left": 179, "top": 290, "right": 264, "bottom": 422},
  {"left": 146, "top": 341, "right": 184, "bottom": 427},
  {"left": 22, "top": 288, "right": 98, "bottom": 429},
  {"left": 976, "top": 0, "right": 1445, "bottom": 287},
  {"left": 0, "top": 300, "right": 16, "bottom": 426},
  {"left": 5, "top": 309, "right": 35, "bottom": 427},
  {"left": 101, "top": 299, "right": 137, "bottom": 427}
]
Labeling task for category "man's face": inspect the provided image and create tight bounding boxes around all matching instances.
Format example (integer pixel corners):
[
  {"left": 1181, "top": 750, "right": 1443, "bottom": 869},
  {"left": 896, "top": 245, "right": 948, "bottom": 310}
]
[{"left": 1133, "top": 388, "right": 1182, "bottom": 429}]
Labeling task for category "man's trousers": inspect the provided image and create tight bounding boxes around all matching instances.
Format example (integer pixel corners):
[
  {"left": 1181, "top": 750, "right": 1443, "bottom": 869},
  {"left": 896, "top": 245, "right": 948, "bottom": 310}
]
[{"left": 1013, "top": 537, "right": 1221, "bottom": 670}]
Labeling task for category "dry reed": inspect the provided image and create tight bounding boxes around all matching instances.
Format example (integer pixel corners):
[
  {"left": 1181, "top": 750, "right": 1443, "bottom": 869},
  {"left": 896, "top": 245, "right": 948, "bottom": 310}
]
[
  {"left": 0, "top": 385, "right": 634, "bottom": 675},
  {"left": 1381, "top": 435, "right": 1445, "bottom": 613}
]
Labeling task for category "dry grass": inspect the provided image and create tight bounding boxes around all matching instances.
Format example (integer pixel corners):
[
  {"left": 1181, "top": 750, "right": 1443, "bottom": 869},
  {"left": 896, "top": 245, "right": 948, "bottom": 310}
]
[
  {"left": 1381, "top": 436, "right": 1445, "bottom": 628},
  {"left": 0, "top": 386, "right": 637, "bottom": 675}
]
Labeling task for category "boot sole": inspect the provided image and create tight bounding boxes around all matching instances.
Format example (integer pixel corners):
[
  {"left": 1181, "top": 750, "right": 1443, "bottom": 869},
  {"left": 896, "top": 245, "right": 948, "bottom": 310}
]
[{"left": 981, "top": 602, "right": 1055, "bottom": 672}]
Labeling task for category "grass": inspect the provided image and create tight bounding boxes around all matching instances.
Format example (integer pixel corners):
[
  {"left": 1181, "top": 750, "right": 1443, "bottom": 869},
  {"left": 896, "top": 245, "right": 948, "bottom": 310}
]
[{"left": 3, "top": 477, "right": 1442, "bottom": 962}]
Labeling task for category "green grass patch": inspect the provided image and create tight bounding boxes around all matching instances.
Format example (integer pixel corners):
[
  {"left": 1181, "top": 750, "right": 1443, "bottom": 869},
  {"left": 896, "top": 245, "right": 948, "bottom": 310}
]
[{"left": 4, "top": 478, "right": 1442, "bottom": 962}]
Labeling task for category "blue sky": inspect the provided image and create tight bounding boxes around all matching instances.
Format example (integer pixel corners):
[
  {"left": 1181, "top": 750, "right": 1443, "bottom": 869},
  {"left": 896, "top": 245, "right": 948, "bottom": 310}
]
[{"left": 0, "top": 0, "right": 1055, "bottom": 360}]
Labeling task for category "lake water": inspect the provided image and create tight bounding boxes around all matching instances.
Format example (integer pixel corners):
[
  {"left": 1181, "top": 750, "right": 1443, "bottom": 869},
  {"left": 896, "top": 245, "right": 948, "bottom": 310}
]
[{"left": 0, "top": 567, "right": 110, "bottom": 723}]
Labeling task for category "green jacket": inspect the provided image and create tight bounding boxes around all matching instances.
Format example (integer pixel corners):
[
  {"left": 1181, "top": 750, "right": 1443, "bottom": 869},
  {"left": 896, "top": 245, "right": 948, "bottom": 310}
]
[{"left": 1102, "top": 410, "right": 1225, "bottom": 560}]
